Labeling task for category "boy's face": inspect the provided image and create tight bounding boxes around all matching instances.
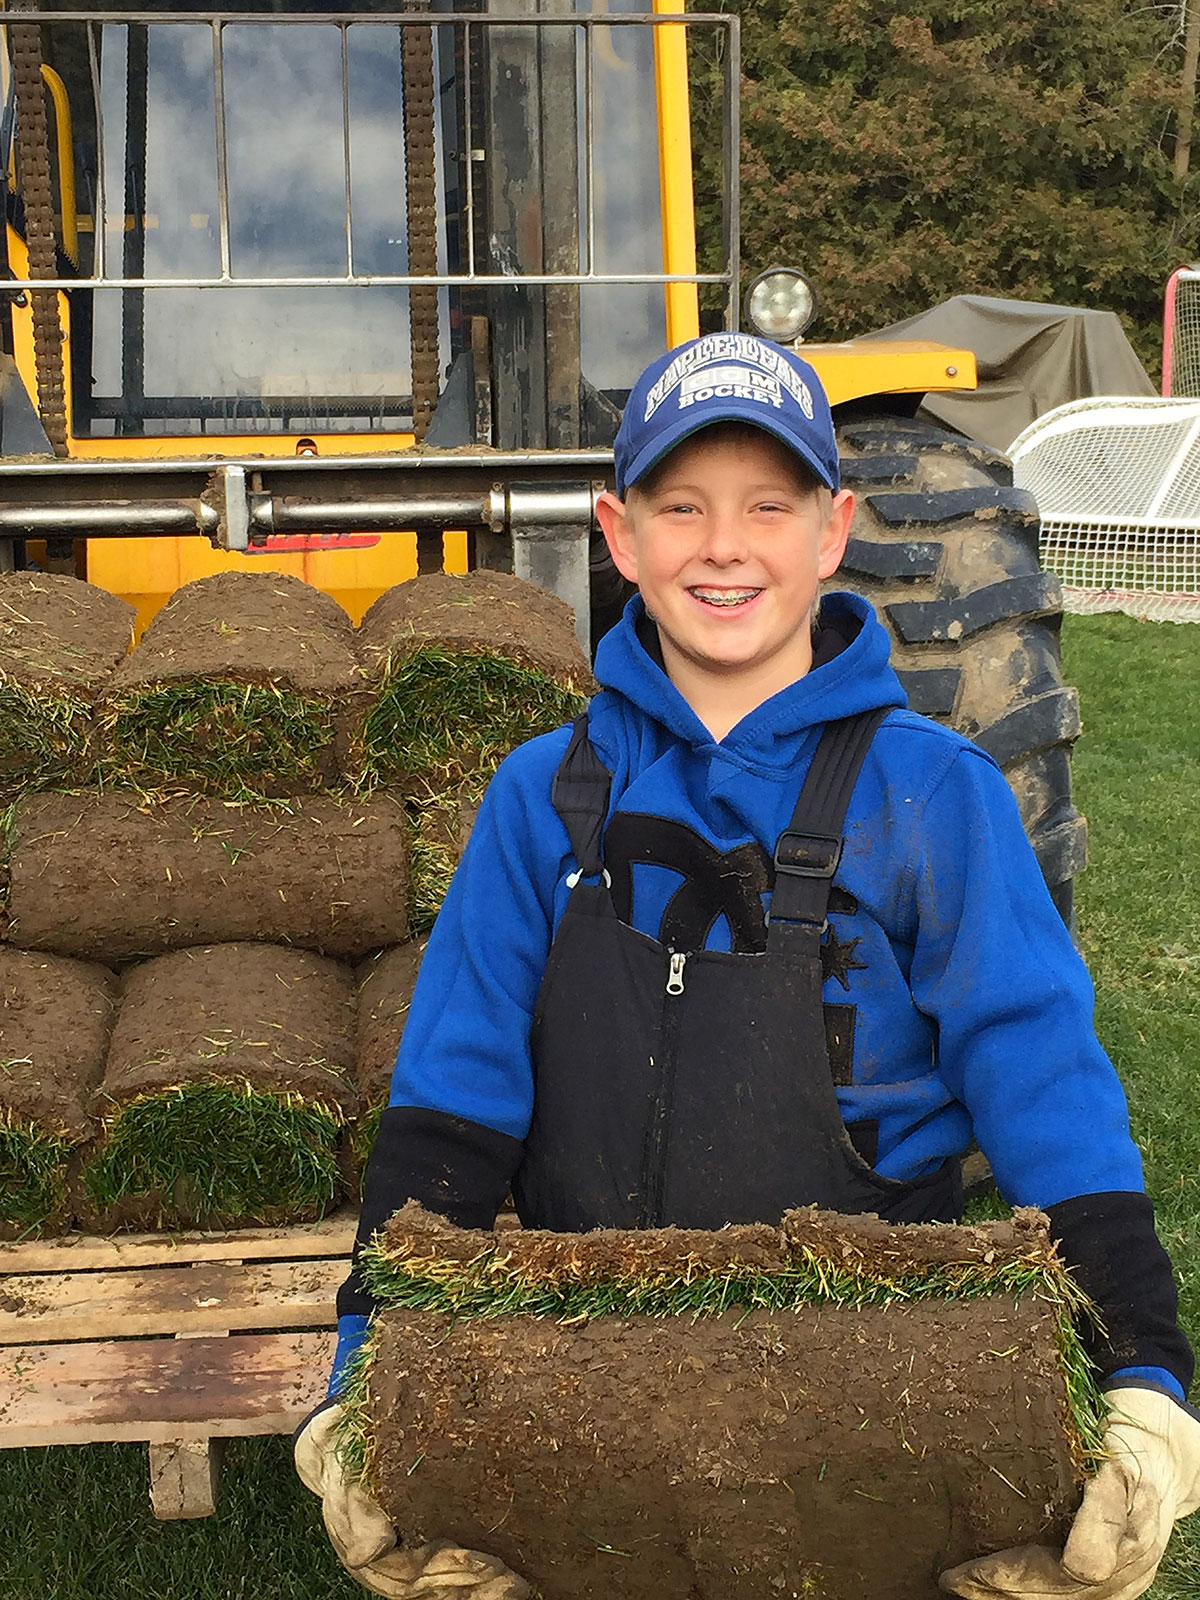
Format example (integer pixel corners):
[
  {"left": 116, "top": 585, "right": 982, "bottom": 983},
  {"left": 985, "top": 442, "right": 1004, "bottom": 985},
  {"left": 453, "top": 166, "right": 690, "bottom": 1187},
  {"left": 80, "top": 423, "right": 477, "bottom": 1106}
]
[{"left": 597, "top": 425, "right": 854, "bottom": 691}]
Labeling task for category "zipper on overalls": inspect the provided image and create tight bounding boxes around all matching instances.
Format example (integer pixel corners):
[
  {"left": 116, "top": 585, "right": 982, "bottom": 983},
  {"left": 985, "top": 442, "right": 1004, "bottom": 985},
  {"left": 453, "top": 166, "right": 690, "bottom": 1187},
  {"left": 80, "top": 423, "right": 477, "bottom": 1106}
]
[{"left": 639, "top": 949, "right": 688, "bottom": 1226}]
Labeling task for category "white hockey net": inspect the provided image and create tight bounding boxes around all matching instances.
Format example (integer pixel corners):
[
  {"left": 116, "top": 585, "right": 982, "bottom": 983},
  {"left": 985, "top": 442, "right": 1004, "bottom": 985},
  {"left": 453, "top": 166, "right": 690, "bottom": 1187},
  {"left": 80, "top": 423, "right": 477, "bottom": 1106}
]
[
  {"left": 1166, "top": 269, "right": 1200, "bottom": 398},
  {"left": 1010, "top": 399, "right": 1200, "bottom": 623}
]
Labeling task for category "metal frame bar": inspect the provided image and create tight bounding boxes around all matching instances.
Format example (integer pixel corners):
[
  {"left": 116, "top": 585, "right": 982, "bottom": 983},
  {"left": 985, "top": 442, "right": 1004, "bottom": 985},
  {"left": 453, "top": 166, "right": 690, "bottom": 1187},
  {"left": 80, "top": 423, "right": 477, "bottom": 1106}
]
[
  {"left": 2, "top": 11, "right": 724, "bottom": 27},
  {"left": 462, "top": 17, "right": 475, "bottom": 281},
  {"left": 4, "top": 9, "right": 737, "bottom": 298},
  {"left": 210, "top": 19, "right": 232, "bottom": 280},
  {"left": 340, "top": 21, "right": 354, "bottom": 280},
  {"left": 1163, "top": 267, "right": 1200, "bottom": 397},
  {"left": 583, "top": 19, "right": 594, "bottom": 278},
  {"left": 86, "top": 21, "right": 108, "bottom": 281},
  {"left": 1, "top": 271, "right": 727, "bottom": 288}
]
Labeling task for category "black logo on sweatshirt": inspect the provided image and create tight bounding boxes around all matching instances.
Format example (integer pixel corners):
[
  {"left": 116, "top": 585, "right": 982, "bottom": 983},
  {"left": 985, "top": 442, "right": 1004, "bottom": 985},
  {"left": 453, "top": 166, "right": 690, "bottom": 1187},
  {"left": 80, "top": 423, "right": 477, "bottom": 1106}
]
[{"left": 604, "top": 813, "right": 860, "bottom": 958}]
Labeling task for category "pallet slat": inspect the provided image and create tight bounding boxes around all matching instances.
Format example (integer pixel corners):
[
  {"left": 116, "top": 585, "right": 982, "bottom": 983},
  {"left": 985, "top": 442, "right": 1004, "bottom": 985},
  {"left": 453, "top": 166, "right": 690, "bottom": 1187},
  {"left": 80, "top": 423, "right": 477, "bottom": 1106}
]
[
  {"left": 0, "top": 1256, "right": 347, "bottom": 1345},
  {"left": 0, "top": 1331, "right": 332, "bottom": 1446},
  {"left": 0, "top": 1213, "right": 359, "bottom": 1275}
]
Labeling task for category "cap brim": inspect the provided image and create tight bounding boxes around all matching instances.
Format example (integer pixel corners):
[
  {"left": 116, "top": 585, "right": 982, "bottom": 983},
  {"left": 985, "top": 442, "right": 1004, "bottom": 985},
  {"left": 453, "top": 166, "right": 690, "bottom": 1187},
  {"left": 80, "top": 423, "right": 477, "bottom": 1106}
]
[{"left": 618, "top": 405, "right": 838, "bottom": 497}]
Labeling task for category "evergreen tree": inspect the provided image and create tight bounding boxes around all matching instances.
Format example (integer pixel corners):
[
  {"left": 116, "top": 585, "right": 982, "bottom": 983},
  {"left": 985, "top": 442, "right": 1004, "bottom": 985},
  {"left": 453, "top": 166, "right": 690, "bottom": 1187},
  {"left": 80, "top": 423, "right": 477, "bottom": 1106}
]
[{"left": 692, "top": 0, "right": 1197, "bottom": 374}]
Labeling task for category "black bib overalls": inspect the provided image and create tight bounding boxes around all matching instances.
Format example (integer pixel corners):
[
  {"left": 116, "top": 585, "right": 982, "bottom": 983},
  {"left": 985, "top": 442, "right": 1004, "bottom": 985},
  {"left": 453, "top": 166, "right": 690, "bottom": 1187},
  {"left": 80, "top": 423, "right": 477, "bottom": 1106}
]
[{"left": 511, "top": 708, "right": 962, "bottom": 1233}]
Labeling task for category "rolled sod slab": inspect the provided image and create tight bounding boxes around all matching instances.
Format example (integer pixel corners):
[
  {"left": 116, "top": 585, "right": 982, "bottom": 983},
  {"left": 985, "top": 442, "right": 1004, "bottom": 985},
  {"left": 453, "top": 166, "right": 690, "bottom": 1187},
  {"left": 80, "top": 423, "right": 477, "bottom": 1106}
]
[
  {"left": 4, "top": 791, "right": 409, "bottom": 962},
  {"left": 353, "top": 571, "right": 593, "bottom": 792},
  {"left": 355, "top": 571, "right": 592, "bottom": 923},
  {"left": 350, "top": 939, "right": 426, "bottom": 1176},
  {"left": 0, "top": 572, "right": 134, "bottom": 794},
  {"left": 0, "top": 946, "right": 117, "bottom": 1238},
  {"left": 98, "top": 570, "right": 364, "bottom": 797},
  {"left": 82, "top": 942, "right": 360, "bottom": 1230},
  {"left": 345, "top": 1205, "right": 1101, "bottom": 1600}
]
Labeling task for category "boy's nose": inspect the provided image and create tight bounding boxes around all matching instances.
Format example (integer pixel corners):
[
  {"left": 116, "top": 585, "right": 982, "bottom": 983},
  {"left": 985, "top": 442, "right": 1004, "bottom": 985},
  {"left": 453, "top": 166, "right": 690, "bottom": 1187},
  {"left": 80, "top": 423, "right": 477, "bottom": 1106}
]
[{"left": 698, "top": 512, "right": 746, "bottom": 564}]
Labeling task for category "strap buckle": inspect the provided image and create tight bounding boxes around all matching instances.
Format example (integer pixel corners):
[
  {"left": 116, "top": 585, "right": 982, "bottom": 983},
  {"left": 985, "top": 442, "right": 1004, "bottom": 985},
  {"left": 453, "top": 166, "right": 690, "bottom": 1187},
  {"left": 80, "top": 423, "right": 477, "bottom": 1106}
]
[{"left": 773, "top": 830, "right": 843, "bottom": 880}]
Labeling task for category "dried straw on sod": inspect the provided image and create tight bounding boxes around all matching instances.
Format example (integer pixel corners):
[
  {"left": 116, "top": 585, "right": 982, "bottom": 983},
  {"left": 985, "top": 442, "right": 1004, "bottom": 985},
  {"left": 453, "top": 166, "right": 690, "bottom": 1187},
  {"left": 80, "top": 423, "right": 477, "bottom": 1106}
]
[
  {"left": 342, "top": 1204, "right": 1105, "bottom": 1600},
  {"left": 0, "top": 572, "right": 134, "bottom": 795},
  {"left": 4, "top": 791, "right": 409, "bottom": 962},
  {"left": 350, "top": 940, "right": 425, "bottom": 1180},
  {"left": 0, "top": 947, "right": 117, "bottom": 1238},
  {"left": 355, "top": 573, "right": 593, "bottom": 926},
  {"left": 81, "top": 942, "right": 359, "bottom": 1230},
  {"left": 98, "top": 571, "right": 364, "bottom": 799}
]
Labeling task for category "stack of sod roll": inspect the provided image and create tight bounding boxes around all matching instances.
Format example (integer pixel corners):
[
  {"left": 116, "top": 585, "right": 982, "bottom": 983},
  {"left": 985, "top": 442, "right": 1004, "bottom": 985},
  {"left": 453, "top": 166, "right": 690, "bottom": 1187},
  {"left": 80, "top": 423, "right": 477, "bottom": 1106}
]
[
  {"left": 0, "top": 567, "right": 591, "bottom": 1236},
  {"left": 342, "top": 1204, "right": 1104, "bottom": 1600}
]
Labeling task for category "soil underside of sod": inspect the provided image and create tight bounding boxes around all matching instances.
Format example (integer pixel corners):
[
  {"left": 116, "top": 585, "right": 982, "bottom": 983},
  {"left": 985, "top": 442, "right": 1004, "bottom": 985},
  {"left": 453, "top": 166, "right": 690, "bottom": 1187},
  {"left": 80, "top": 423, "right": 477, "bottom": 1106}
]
[
  {"left": 83, "top": 942, "right": 358, "bottom": 1229},
  {"left": 0, "top": 573, "right": 134, "bottom": 787},
  {"left": 358, "top": 570, "right": 591, "bottom": 687},
  {"left": 107, "top": 571, "right": 359, "bottom": 694},
  {"left": 4, "top": 792, "right": 409, "bottom": 961},
  {"left": 355, "top": 941, "right": 424, "bottom": 1107},
  {"left": 100, "top": 571, "right": 363, "bottom": 794},
  {"left": 355, "top": 1207, "right": 1093, "bottom": 1600},
  {"left": 0, "top": 947, "right": 116, "bottom": 1134}
]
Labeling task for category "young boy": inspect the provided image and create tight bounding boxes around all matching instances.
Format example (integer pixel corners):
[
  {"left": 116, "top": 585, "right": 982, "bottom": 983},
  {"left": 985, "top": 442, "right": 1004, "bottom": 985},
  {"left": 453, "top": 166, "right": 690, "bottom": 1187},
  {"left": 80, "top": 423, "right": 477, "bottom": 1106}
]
[{"left": 297, "top": 333, "right": 1200, "bottom": 1600}]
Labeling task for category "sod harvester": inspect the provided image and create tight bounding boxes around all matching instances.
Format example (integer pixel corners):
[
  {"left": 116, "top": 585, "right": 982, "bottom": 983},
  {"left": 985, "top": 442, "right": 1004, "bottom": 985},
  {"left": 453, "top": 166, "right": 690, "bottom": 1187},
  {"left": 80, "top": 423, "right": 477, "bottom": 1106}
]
[{"left": 0, "top": 1, "right": 1083, "bottom": 916}]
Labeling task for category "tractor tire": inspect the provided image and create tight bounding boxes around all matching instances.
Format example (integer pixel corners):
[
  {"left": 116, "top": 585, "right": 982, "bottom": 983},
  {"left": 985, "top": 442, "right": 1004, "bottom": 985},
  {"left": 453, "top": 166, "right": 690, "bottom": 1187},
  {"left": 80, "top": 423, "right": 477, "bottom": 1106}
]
[{"left": 834, "top": 415, "right": 1086, "bottom": 926}]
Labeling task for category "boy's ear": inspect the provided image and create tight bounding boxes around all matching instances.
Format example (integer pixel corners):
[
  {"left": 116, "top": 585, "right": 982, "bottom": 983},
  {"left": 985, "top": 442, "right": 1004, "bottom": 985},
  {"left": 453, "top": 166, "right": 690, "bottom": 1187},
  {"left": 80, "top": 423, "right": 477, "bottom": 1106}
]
[
  {"left": 596, "top": 489, "right": 639, "bottom": 585},
  {"left": 818, "top": 489, "right": 856, "bottom": 581}
]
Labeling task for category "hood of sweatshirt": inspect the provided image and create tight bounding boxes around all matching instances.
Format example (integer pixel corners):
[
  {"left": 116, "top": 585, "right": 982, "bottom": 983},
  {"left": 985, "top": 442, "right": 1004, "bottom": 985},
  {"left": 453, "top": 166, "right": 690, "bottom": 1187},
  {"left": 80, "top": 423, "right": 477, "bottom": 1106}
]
[{"left": 588, "top": 589, "right": 906, "bottom": 773}]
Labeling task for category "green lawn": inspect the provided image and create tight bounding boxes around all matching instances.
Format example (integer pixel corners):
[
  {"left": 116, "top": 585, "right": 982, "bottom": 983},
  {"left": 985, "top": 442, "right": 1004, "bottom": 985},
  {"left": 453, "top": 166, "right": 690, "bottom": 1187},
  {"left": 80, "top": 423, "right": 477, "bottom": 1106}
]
[
  {"left": 1062, "top": 614, "right": 1200, "bottom": 1600},
  {"left": 1, "top": 611, "right": 1198, "bottom": 1599}
]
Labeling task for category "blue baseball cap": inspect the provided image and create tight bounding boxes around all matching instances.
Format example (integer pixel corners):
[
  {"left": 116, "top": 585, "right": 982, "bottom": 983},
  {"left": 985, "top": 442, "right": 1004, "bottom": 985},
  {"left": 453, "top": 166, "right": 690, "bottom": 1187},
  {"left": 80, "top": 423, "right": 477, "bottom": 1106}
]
[{"left": 614, "top": 332, "right": 840, "bottom": 497}]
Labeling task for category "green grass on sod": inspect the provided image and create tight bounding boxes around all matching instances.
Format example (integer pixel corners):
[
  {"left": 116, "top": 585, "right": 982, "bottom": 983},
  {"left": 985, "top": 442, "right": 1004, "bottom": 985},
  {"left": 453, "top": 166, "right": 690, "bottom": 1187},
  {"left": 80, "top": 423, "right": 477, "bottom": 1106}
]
[
  {"left": 0, "top": 1113, "right": 72, "bottom": 1237},
  {"left": 0, "top": 679, "right": 96, "bottom": 793},
  {"left": 1, "top": 612, "right": 1199, "bottom": 1597},
  {"left": 83, "top": 1081, "right": 347, "bottom": 1228},
  {"left": 355, "top": 648, "right": 588, "bottom": 793},
  {"left": 98, "top": 682, "right": 343, "bottom": 800}
]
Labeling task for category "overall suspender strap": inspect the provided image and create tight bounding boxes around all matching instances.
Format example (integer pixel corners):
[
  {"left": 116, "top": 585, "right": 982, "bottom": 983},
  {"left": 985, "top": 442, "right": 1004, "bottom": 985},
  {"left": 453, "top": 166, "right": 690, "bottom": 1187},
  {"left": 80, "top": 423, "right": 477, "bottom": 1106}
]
[
  {"left": 770, "top": 707, "right": 891, "bottom": 931},
  {"left": 550, "top": 713, "right": 612, "bottom": 880}
]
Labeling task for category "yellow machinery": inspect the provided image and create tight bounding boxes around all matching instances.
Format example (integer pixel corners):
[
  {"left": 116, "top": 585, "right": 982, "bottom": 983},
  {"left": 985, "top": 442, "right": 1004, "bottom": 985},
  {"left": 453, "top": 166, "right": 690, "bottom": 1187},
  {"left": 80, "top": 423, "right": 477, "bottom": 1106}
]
[
  {"left": 0, "top": 7, "right": 1089, "bottom": 922},
  {"left": 0, "top": 2, "right": 975, "bottom": 646}
]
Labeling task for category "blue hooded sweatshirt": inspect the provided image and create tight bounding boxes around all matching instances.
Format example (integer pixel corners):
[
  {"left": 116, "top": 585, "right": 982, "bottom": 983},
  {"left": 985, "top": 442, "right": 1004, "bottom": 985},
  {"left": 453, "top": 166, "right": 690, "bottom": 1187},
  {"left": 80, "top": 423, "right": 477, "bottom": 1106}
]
[{"left": 331, "top": 591, "right": 1188, "bottom": 1400}]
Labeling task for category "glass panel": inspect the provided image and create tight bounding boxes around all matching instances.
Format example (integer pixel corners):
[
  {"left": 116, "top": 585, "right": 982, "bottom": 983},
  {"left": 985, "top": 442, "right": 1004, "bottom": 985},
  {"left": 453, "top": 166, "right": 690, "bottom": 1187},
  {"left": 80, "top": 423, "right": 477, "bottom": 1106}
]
[
  {"left": 83, "top": 20, "right": 433, "bottom": 435},
  {"left": 579, "top": 0, "right": 666, "bottom": 394},
  {"left": 53, "top": 7, "right": 678, "bottom": 435}
]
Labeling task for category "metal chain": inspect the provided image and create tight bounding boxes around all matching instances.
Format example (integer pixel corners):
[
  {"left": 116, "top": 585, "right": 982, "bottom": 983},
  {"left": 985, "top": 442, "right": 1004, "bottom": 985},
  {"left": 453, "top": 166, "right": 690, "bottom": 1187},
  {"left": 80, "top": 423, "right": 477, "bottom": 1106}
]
[
  {"left": 9, "top": 19, "right": 68, "bottom": 455},
  {"left": 400, "top": 4, "right": 441, "bottom": 442}
]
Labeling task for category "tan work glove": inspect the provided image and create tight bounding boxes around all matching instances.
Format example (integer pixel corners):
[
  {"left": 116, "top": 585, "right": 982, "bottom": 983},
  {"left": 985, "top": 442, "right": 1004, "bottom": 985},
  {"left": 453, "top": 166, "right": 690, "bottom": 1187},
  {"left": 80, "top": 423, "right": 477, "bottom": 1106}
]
[
  {"left": 941, "top": 1385, "right": 1200, "bottom": 1600},
  {"left": 294, "top": 1400, "right": 531, "bottom": 1599}
]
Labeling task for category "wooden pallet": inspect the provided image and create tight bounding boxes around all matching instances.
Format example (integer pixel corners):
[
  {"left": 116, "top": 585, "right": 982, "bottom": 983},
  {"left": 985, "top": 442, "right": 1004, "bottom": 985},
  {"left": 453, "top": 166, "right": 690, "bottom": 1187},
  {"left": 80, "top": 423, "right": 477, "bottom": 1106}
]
[{"left": 0, "top": 1211, "right": 355, "bottom": 1519}]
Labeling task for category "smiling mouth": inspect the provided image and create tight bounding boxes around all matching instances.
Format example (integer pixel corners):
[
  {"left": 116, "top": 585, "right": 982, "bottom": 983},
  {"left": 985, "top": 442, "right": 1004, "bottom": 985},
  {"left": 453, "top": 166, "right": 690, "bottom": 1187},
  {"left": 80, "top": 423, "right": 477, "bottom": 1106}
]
[{"left": 688, "top": 587, "right": 763, "bottom": 608}]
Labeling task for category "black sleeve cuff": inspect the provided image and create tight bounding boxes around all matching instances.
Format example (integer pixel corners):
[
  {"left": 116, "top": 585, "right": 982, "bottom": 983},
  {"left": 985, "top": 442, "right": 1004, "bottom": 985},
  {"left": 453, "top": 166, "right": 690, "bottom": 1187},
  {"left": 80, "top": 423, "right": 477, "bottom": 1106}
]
[
  {"left": 1047, "top": 1190, "right": 1194, "bottom": 1397},
  {"left": 336, "top": 1104, "right": 524, "bottom": 1319}
]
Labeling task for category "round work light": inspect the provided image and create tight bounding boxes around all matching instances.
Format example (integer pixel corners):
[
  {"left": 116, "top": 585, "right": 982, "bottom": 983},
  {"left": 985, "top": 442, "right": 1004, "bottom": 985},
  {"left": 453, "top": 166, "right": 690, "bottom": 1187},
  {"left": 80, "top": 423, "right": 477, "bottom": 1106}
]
[{"left": 744, "top": 267, "right": 817, "bottom": 344}]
